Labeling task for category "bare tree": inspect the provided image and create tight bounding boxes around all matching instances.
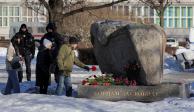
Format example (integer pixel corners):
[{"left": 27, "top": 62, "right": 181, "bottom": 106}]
[
  {"left": 25, "top": 0, "right": 130, "bottom": 32},
  {"left": 139, "top": 0, "right": 180, "bottom": 27},
  {"left": 62, "top": 6, "right": 134, "bottom": 48}
]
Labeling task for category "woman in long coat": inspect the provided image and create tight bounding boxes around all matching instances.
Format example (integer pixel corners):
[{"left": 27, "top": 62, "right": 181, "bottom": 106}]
[{"left": 36, "top": 39, "right": 52, "bottom": 94}]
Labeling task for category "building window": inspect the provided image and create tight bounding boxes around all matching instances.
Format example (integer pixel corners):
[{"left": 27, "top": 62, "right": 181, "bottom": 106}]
[
  {"left": 118, "top": 5, "right": 123, "bottom": 15},
  {"left": 9, "top": 6, "right": 20, "bottom": 26},
  {"left": 150, "top": 8, "right": 154, "bottom": 16},
  {"left": 137, "top": 7, "right": 141, "bottom": 16},
  {"left": 28, "top": 9, "right": 32, "bottom": 16},
  {"left": 182, "top": 18, "right": 187, "bottom": 28},
  {"left": 0, "top": 6, "right": 20, "bottom": 27},
  {"left": 3, "top": 17, "right": 8, "bottom": 26},
  {"left": 175, "top": 18, "right": 180, "bottom": 28},
  {"left": 188, "top": 18, "right": 192, "bottom": 28},
  {"left": 132, "top": 6, "right": 136, "bottom": 16},
  {"left": 9, "top": 7, "right": 14, "bottom": 16},
  {"left": 169, "top": 18, "right": 173, "bottom": 27},
  {"left": 164, "top": 18, "right": 167, "bottom": 28},
  {"left": 156, "top": 18, "right": 160, "bottom": 25},
  {"left": 3, "top": 7, "right": 8, "bottom": 16},
  {"left": 9, "top": 17, "right": 14, "bottom": 25},
  {"left": 144, "top": 7, "right": 149, "bottom": 16},
  {"left": 188, "top": 7, "right": 192, "bottom": 17},
  {"left": 15, "top": 7, "right": 19, "bottom": 16},
  {"left": 175, "top": 7, "right": 180, "bottom": 17},
  {"left": 181, "top": 7, "right": 186, "bottom": 17},
  {"left": 155, "top": 6, "right": 193, "bottom": 28},
  {"left": 164, "top": 8, "right": 168, "bottom": 17},
  {"left": 22, "top": 7, "right": 27, "bottom": 16},
  {"left": 124, "top": 6, "right": 129, "bottom": 16},
  {"left": 168, "top": 7, "right": 173, "bottom": 17}
]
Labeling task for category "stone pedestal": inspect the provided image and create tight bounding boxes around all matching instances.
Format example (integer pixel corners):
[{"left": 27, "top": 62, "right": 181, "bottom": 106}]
[{"left": 77, "top": 83, "right": 189, "bottom": 102}]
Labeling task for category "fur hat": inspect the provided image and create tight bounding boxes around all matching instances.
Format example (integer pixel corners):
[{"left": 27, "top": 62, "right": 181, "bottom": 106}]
[{"left": 43, "top": 38, "right": 52, "bottom": 49}]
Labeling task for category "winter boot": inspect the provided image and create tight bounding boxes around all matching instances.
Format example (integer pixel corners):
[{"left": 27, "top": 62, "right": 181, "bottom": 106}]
[
  {"left": 18, "top": 71, "right": 23, "bottom": 83},
  {"left": 66, "top": 87, "right": 72, "bottom": 97}
]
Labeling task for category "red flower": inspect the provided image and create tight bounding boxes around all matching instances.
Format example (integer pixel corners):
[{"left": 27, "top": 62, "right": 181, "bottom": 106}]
[
  {"left": 82, "top": 80, "right": 88, "bottom": 85},
  {"left": 91, "top": 66, "right": 97, "bottom": 71},
  {"left": 124, "top": 78, "right": 129, "bottom": 85},
  {"left": 103, "top": 82, "right": 110, "bottom": 86},
  {"left": 130, "top": 80, "right": 137, "bottom": 86},
  {"left": 91, "top": 81, "right": 98, "bottom": 85}
]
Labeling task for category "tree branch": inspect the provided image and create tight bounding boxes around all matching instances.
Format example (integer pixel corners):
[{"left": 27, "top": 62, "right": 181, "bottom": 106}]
[{"left": 63, "top": 0, "right": 129, "bottom": 17}]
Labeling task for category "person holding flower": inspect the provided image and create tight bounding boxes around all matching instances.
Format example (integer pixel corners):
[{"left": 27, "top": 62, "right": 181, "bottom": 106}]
[{"left": 56, "top": 36, "right": 90, "bottom": 96}]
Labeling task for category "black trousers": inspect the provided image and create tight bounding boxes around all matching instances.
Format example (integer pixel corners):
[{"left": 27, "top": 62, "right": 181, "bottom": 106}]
[
  {"left": 18, "top": 71, "right": 23, "bottom": 83},
  {"left": 24, "top": 55, "right": 32, "bottom": 81},
  {"left": 39, "top": 74, "right": 50, "bottom": 94}
]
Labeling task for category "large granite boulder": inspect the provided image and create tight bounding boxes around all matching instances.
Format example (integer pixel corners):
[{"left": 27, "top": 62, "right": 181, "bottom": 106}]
[{"left": 90, "top": 20, "right": 166, "bottom": 85}]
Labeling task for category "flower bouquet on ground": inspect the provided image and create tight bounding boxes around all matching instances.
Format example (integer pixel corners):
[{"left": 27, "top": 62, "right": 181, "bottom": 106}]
[
  {"left": 82, "top": 74, "right": 137, "bottom": 86},
  {"left": 82, "top": 74, "right": 114, "bottom": 86}
]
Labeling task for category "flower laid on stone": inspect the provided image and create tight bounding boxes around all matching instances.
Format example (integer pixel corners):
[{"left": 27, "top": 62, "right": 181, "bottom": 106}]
[
  {"left": 82, "top": 74, "right": 114, "bottom": 86},
  {"left": 90, "top": 65, "right": 97, "bottom": 71},
  {"left": 82, "top": 74, "right": 137, "bottom": 86}
]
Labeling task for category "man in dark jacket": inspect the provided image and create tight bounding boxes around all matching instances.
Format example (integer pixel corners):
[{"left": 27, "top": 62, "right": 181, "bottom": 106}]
[
  {"left": 12, "top": 24, "right": 35, "bottom": 82},
  {"left": 39, "top": 22, "right": 64, "bottom": 83}
]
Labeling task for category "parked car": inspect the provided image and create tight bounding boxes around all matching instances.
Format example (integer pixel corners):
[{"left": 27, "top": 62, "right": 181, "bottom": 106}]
[{"left": 166, "top": 38, "right": 179, "bottom": 47}]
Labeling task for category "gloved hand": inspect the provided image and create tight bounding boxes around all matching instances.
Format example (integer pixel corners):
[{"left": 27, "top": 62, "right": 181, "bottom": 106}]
[
  {"left": 83, "top": 66, "right": 90, "bottom": 71},
  {"left": 58, "top": 70, "right": 64, "bottom": 75}
]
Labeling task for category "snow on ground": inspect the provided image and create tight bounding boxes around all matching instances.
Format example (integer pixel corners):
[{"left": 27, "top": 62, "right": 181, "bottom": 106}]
[
  {"left": 0, "top": 93, "right": 194, "bottom": 112},
  {"left": 1, "top": 47, "right": 194, "bottom": 112}
]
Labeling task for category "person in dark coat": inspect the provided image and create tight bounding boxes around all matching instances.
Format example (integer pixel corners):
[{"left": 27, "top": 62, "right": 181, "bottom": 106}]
[
  {"left": 12, "top": 24, "right": 35, "bottom": 82},
  {"left": 39, "top": 22, "right": 64, "bottom": 83},
  {"left": 36, "top": 38, "right": 52, "bottom": 94}
]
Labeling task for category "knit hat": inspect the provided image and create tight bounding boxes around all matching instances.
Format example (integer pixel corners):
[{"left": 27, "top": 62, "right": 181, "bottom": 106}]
[
  {"left": 43, "top": 38, "right": 52, "bottom": 49},
  {"left": 19, "top": 24, "right": 28, "bottom": 32},
  {"left": 46, "top": 22, "right": 56, "bottom": 32},
  {"left": 21, "top": 24, "right": 27, "bottom": 29},
  {"left": 69, "top": 36, "right": 80, "bottom": 44}
]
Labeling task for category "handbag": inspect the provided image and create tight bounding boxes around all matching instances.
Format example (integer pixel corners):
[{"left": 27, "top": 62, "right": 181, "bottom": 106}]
[
  {"left": 11, "top": 61, "right": 21, "bottom": 69},
  {"left": 11, "top": 43, "right": 21, "bottom": 69}
]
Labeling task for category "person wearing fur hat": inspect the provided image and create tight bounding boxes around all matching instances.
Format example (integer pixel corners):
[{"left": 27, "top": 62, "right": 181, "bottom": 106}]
[
  {"left": 11, "top": 23, "right": 35, "bottom": 82},
  {"left": 56, "top": 36, "right": 90, "bottom": 96},
  {"left": 37, "top": 22, "right": 64, "bottom": 85}
]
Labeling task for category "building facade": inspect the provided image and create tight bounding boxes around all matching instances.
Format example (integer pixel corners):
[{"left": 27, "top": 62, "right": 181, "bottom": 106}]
[
  {"left": 0, "top": 0, "right": 47, "bottom": 39},
  {"left": 89, "top": 0, "right": 194, "bottom": 41},
  {"left": 1, "top": 0, "right": 194, "bottom": 40}
]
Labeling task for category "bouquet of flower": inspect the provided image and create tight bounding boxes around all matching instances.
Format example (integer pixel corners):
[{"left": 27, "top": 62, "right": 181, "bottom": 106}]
[
  {"left": 82, "top": 74, "right": 114, "bottom": 86},
  {"left": 82, "top": 74, "right": 137, "bottom": 86}
]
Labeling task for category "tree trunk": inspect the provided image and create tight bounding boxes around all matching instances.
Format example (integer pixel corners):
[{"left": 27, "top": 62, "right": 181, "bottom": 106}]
[
  {"left": 159, "top": 11, "right": 164, "bottom": 28},
  {"left": 47, "top": 9, "right": 64, "bottom": 33}
]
